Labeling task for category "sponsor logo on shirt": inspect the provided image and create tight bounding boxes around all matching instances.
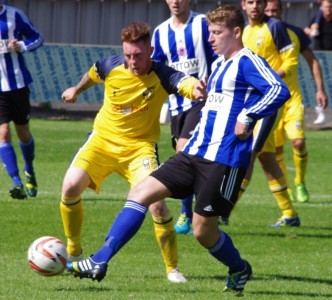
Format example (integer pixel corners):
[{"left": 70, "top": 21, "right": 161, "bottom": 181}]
[
  {"left": 169, "top": 58, "right": 200, "bottom": 75},
  {"left": 205, "top": 93, "right": 230, "bottom": 111}
]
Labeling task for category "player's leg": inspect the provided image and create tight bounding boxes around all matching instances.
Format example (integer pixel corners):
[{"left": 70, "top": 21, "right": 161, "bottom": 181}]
[
  {"left": 0, "top": 90, "right": 26, "bottom": 199},
  {"left": 61, "top": 166, "right": 91, "bottom": 258},
  {"left": 13, "top": 87, "right": 37, "bottom": 197},
  {"left": 274, "top": 108, "right": 296, "bottom": 201},
  {"left": 258, "top": 151, "right": 300, "bottom": 227},
  {"left": 15, "top": 123, "right": 38, "bottom": 197},
  {"left": 291, "top": 138, "right": 309, "bottom": 202},
  {"left": 67, "top": 169, "right": 174, "bottom": 282},
  {"left": 173, "top": 102, "right": 203, "bottom": 234},
  {"left": 149, "top": 199, "right": 187, "bottom": 282},
  {"left": 284, "top": 101, "right": 308, "bottom": 202},
  {"left": 193, "top": 162, "right": 252, "bottom": 296},
  {"left": 174, "top": 137, "right": 193, "bottom": 234},
  {"left": 126, "top": 144, "right": 186, "bottom": 282},
  {"left": 60, "top": 132, "right": 112, "bottom": 259}
]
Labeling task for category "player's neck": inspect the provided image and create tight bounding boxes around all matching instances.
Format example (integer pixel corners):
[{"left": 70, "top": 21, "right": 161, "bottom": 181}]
[
  {"left": 172, "top": 10, "right": 190, "bottom": 28},
  {"left": 224, "top": 45, "right": 243, "bottom": 61},
  {"left": 249, "top": 14, "right": 265, "bottom": 26}
]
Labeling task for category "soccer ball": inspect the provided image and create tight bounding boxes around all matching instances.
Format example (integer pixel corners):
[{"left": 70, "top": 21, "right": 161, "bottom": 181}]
[{"left": 27, "top": 236, "right": 68, "bottom": 276}]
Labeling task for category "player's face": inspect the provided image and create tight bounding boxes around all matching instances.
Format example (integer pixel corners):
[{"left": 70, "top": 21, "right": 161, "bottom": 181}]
[
  {"left": 264, "top": 1, "right": 282, "bottom": 18},
  {"left": 123, "top": 40, "right": 153, "bottom": 76},
  {"left": 321, "top": 0, "right": 332, "bottom": 18},
  {"left": 166, "top": 0, "right": 190, "bottom": 17},
  {"left": 242, "top": 0, "right": 266, "bottom": 22},
  {"left": 208, "top": 23, "right": 239, "bottom": 58}
]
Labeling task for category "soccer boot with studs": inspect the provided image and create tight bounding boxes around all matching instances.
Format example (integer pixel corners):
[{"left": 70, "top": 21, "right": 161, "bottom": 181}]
[
  {"left": 269, "top": 215, "right": 301, "bottom": 228},
  {"left": 223, "top": 260, "right": 252, "bottom": 297},
  {"left": 67, "top": 256, "right": 108, "bottom": 282},
  {"left": 174, "top": 213, "right": 192, "bottom": 234},
  {"left": 25, "top": 171, "right": 38, "bottom": 197},
  {"left": 9, "top": 184, "right": 27, "bottom": 200},
  {"left": 296, "top": 183, "right": 309, "bottom": 203}
]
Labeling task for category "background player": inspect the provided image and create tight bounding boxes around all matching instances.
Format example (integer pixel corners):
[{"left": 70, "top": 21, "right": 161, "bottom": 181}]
[
  {"left": 264, "top": 0, "right": 328, "bottom": 202},
  {"left": 240, "top": 0, "right": 300, "bottom": 227},
  {"left": 0, "top": 5, "right": 43, "bottom": 199},
  {"left": 151, "top": 0, "right": 217, "bottom": 234},
  {"left": 60, "top": 21, "right": 205, "bottom": 283}
]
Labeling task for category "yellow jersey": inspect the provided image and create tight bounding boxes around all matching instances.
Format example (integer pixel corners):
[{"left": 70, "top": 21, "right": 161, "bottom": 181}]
[
  {"left": 89, "top": 55, "right": 198, "bottom": 146},
  {"left": 242, "top": 15, "right": 297, "bottom": 80}
]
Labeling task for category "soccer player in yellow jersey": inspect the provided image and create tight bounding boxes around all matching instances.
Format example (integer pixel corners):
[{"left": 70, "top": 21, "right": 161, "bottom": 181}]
[
  {"left": 240, "top": 0, "right": 301, "bottom": 227},
  {"left": 265, "top": 0, "right": 328, "bottom": 203},
  {"left": 60, "top": 22, "right": 207, "bottom": 283}
]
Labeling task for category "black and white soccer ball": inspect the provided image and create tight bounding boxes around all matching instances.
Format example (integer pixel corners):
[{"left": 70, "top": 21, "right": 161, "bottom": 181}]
[{"left": 27, "top": 236, "right": 68, "bottom": 276}]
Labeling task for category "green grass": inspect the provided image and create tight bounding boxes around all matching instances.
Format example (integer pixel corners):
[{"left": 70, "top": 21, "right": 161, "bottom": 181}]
[{"left": 0, "top": 118, "right": 331, "bottom": 300}]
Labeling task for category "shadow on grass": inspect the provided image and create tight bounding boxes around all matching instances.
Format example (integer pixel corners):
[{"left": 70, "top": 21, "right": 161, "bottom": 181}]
[
  {"left": 257, "top": 273, "right": 332, "bottom": 285},
  {"left": 234, "top": 230, "right": 332, "bottom": 239},
  {"left": 250, "top": 290, "right": 332, "bottom": 298}
]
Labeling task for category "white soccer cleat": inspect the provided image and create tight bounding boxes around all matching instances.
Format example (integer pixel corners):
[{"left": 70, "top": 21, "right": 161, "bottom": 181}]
[
  {"left": 167, "top": 268, "right": 187, "bottom": 283},
  {"left": 313, "top": 106, "right": 326, "bottom": 125}
]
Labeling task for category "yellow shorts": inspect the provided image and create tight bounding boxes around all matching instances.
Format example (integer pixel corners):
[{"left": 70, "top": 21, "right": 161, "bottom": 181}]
[
  {"left": 253, "top": 108, "right": 283, "bottom": 153},
  {"left": 71, "top": 132, "right": 159, "bottom": 193},
  {"left": 274, "top": 100, "right": 305, "bottom": 148}
]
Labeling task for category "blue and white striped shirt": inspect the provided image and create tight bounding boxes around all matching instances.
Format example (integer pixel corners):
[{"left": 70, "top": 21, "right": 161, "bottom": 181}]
[
  {"left": 0, "top": 5, "right": 43, "bottom": 92},
  {"left": 151, "top": 11, "right": 216, "bottom": 116},
  {"left": 183, "top": 48, "right": 290, "bottom": 168}
]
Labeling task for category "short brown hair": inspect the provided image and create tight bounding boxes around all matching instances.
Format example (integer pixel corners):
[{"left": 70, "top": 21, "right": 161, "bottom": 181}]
[
  {"left": 121, "top": 22, "right": 151, "bottom": 44},
  {"left": 207, "top": 5, "right": 245, "bottom": 31}
]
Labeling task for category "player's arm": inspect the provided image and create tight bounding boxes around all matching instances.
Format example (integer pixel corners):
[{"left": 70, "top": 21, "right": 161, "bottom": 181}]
[
  {"left": 178, "top": 77, "right": 207, "bottom": 101},
  {"left": 270, "top": 21, "right": 297, "bottom": 78},
  {"left": 62, "top": 56, "right": 120, "bottom": 103},
  {"left": 237, "top": 54, "right": 291, "bottom": 124},
  {"left": 16, "top": 10, "right": 43, "bottom": 52},
  {"left": 301, "top": 48, "right": 328, "bottom": 109},
  {"left": 277, "top": 47, "right": 297, "bottom": 79},
  {"left": 62, "top": 72, "right": 96, "bottom": 103},
  {"left": 157, "top": 63, "right": 207, "bottom": 100}
]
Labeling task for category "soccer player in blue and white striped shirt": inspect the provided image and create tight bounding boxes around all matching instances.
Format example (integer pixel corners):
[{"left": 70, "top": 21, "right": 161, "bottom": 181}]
[
  {"left": 68, "top": 6, "right": 290, "bottom": 296},
  {"left": 0, "top": 5, "right": 43, "bottom": 199},
  {"left": 152, "top": 0, "right": 217, "bottom": 234}
]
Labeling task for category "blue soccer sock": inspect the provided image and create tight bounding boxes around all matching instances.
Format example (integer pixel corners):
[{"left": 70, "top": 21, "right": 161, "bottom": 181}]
[
  {"left": 19, "top": 136, "right": 35, "bottom": 175},
  {"left": 92, "top": 200, "right": 148, "bottom": 263},
  {"left": 209, "top": 230, "right": 245, "bottom": 274},
  {"left": 0, "top": 142, "right": 22, "bottom": 186},
  {"left": 180, "top": 195, "right": 193, "bottom": 219}
]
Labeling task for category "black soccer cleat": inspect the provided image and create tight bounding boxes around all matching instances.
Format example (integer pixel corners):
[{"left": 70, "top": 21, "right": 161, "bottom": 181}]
[
  {"left": 67, "top": 257, "right": 108, "bottom": 282},
  {"left": 9, "top": 184, "right": 27, "bottom": 200}
]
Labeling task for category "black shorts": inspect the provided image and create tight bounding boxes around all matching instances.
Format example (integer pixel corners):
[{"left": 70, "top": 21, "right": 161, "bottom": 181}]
[
  {"left": 0, "top": 87, "right": 31, "bottom": 125},
  {"left": 170, "top": 101, "right": 204, "bottom": 150},
  {"left": 151, "top": 152, "right": 246, "bottom": 218}
]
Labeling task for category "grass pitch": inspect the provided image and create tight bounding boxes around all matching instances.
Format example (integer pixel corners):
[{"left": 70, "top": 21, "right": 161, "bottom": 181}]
[{"left": 0, "top": 118, "right": 331, "bottom": 300}]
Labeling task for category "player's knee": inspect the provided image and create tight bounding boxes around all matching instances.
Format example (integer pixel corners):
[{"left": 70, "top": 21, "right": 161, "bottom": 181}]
[
  {"left": 149, "top": 200, "right": 168, "bottom": 217},
  {"left": 291, "top": 138, "right": 305, "bottom": 151}
]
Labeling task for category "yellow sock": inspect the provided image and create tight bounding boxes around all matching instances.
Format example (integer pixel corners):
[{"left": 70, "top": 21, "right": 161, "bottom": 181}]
[
  {"left": 152, "top": 213, "right": 178, "bottom": 274},
  {"left": 268, "top": 177, "right": 297, "bottom": 218},
  {"left": 293, "top": 147, "right": 308, "bottom": 186},
  {"left": 238, "top": 178, "right": 250, "bottom": 200},
  {"left": 60, "top": 195, "right": 83, "bottom": 256}
]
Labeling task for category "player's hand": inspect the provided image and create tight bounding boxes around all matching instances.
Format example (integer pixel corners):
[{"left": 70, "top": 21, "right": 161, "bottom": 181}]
[
  {"left": 62, "top": 87, "right": 78, "bottom": 103},
  {"left": 7, "top": 39, "right": 21, "bottom": 52},
  {"left": 193, "top": 79, "right": 207, "bottom": 100},
  {"left": 235, "top": 121, "right": 252, "bottom": 140},
  {"left": 316, "top": 90, "right": 328, "bottom": 109}
]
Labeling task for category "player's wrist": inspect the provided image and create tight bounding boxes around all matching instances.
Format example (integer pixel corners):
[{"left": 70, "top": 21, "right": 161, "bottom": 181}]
[{"left": 237, "top": 112, "right": 253, "bottom": 125}]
